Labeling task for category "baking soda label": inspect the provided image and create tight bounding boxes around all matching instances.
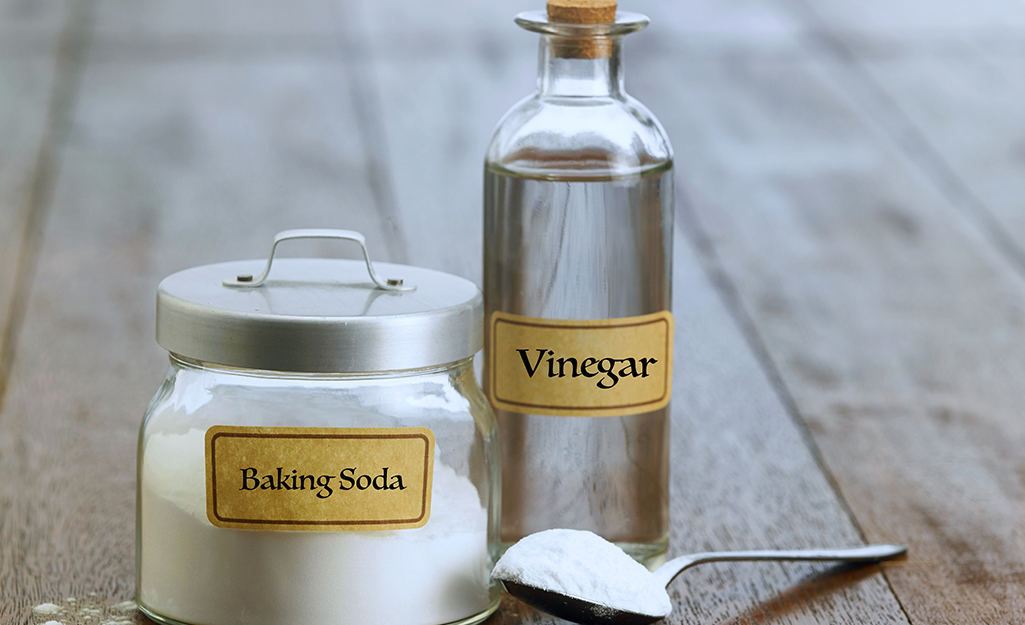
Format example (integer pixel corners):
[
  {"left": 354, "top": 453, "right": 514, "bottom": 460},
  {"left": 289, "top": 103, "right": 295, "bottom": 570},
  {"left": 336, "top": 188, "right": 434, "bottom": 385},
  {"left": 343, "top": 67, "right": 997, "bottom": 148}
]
[
  {"left": 488, "top": 311, "right": 673, "bottom": 417},
  {"left": 205, "top": 426, "right": 434, "bottom": 530}
]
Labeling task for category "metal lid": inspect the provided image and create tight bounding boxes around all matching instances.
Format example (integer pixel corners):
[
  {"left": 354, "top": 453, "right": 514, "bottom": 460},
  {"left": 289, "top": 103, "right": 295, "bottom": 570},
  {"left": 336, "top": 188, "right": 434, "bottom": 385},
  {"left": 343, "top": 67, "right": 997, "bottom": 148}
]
[{"left": 156, "top": 229, "right": 482, "bottom": 373}]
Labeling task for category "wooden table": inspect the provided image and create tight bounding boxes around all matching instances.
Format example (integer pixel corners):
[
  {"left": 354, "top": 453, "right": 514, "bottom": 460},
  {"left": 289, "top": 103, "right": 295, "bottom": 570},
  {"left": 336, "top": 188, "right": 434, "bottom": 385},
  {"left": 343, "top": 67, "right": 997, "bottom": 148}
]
[{"left": 2, "top": 0, "right": 1024, "bottom": 623}]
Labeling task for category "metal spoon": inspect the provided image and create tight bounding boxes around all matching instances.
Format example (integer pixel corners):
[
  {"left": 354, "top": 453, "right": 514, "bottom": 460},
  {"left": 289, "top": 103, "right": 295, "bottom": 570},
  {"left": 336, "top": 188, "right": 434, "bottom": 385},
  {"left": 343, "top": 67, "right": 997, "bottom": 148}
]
[{"left": 499, "top": 543, "right": 907, "bottom": 625}]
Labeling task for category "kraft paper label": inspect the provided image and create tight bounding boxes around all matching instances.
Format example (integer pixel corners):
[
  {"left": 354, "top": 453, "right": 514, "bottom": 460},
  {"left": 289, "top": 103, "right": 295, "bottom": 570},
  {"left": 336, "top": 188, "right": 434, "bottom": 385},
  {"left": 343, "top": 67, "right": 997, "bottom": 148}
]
[
  {"left": 489, "top": 311, "right": 673, "bottom": 417},
  {"left": 205, "top": 426, "right": 434, "bottom": 531}
]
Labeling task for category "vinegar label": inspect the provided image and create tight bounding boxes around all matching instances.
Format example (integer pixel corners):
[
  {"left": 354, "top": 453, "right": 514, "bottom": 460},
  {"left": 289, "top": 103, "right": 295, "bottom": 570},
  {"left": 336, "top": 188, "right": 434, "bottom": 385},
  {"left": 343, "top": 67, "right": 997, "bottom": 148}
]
[
  {"left": 205, "top": 426, "right": 434, "bottom": 531},
  {"left": 488, "top": 311, "right": 673, "bottom": 417}
]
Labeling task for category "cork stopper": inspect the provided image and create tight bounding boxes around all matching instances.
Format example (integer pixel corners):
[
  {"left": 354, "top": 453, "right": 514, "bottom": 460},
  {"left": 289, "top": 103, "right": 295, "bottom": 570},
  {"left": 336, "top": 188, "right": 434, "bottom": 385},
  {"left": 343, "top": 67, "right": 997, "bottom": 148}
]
[
  {"left": 546, "top": 0, "right": 617, "bottom": 59},
  {"left": 547, "top": 0, "right": 617, "bottom": 24}
]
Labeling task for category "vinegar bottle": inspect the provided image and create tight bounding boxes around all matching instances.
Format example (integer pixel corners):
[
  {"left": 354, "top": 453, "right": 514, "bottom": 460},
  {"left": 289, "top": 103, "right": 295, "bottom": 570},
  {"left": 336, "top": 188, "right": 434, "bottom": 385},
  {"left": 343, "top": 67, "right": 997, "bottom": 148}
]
[{"left": 483, "top": 0, "right": 673, "bottom": 566}]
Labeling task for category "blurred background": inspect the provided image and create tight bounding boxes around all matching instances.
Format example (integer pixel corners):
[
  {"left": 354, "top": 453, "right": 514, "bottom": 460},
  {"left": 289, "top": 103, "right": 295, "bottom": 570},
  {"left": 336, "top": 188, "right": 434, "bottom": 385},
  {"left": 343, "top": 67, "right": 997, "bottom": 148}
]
[
  {"left": 2, "top": 0, "right": 1025, "bottom": 622},
  {"left": 4, "top": 0, "right": 1021, "bottom": 288}
]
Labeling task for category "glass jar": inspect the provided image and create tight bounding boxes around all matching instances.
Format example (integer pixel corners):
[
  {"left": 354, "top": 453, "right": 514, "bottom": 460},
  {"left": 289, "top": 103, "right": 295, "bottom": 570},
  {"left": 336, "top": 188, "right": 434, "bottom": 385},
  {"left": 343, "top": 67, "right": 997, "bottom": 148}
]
[
  {"left": 137, "top": 230, "right": 501, "bottom": 625},
  {"left": 483, "top": 2, "right": 673, "bottom": 567}
]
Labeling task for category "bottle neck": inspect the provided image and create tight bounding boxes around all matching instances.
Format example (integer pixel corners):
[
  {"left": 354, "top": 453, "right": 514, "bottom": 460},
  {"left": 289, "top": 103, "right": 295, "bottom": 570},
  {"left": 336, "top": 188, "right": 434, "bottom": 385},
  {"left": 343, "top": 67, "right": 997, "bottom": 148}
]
[{"left": 537, "top": 35, "right": 624, "bottom": 98}]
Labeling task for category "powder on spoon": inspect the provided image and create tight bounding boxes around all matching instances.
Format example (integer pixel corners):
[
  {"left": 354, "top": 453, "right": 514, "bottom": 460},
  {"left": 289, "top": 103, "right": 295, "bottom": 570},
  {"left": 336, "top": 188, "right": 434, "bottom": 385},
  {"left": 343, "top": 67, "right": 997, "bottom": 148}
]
[{"left": 492, "top": 529, "right": 672, "bottom": 618}]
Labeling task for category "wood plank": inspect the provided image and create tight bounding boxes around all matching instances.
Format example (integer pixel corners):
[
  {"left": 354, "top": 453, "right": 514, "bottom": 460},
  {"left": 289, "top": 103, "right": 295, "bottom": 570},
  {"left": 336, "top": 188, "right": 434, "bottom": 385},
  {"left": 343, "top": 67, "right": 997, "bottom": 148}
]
[
  {"left": 631, "top": 0, "right": 805, "bottom": 48},
  {"left": 354, "top": 37, "right": 534, "bottom": 283},
  {"left": 800, "top": 0, "right": 1025, "bottom": 37},
  {"left": 361, "top": 6, "right": 909, "bottom": 622},
  {"left": 64, "top": 57, "right": 391, "bottom": 265},
  {"left": 795, "top": 0, "right": 1025, "bottom": 300},
  {"left": 0, "top": 45, "right": 391, "bottom": 622},
  {"left": 632, "top": 41, "right": 1025, "bottom": 623},
  {"left": 0, "top": 57, "right": 57, "bottom": 406},
  {"left": 0, "top": 0, "right": 66, "bottom": 55},
  {"left": 0, "top": 0, "right": 81, "bottom": 410},
  {"left": 91, "top": 0, "right": 339, "bottom": 38},
  {"left": 855, "top": 54, "right": 1025, "bottom": 266},
  {"left": 656, "top": 231, "right": 907, "bottom": 625},
  {"left": 816, "top": 38, "right": 1025, "bottom": 623}
]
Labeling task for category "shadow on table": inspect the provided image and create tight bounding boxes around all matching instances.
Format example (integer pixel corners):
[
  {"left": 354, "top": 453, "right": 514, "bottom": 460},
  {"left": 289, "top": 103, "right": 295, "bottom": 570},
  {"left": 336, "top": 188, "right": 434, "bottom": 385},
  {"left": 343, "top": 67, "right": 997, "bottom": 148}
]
[{"left": 721, "top": 560, "right": 899, "bottom": 624}]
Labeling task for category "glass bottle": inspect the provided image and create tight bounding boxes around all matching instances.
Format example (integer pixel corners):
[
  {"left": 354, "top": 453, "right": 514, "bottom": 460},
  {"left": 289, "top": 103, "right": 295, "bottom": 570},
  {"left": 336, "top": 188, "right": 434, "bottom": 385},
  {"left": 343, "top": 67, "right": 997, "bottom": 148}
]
[{"left": 483, "top": 2, "right": 673, "bottom": 566}]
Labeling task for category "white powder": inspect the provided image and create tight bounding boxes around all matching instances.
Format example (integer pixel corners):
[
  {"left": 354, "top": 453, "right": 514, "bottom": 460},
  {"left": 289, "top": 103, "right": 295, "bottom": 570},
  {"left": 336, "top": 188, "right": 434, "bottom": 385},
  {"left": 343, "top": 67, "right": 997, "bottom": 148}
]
[
  {"left": 492, "top": 529, "right": 672, "bottom": 618},
  {"left": 32, "top": 604, "right": 63, "bottom": 616},
  {"left": 140, "top": 429, "right": 492, "bottom": 625}
]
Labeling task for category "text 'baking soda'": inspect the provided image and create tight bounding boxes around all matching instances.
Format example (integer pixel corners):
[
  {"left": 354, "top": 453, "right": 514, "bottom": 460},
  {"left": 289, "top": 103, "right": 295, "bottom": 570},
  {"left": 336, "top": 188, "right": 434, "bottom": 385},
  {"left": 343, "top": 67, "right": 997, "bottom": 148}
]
[{"left": 239, "top": 467, "right": 408, "bottom": 498}]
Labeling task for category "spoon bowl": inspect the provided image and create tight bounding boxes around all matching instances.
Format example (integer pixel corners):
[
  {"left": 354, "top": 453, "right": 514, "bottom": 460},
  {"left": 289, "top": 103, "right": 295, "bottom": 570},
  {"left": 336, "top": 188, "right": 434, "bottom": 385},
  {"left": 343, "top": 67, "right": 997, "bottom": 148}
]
[
  {"left": 501, "top": 580, "right": 662, "bottom": 625},
  {"left": 498, "top": 543, "right": 907, "bottom": 624}
]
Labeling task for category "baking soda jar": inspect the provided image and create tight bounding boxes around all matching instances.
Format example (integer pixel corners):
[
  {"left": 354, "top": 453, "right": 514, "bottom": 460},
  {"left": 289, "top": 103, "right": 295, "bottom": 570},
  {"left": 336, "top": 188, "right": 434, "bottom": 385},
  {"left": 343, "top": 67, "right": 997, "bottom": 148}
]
[
  {"left": 137, "top": 230, "right": 500, "bottom": 625},
  {"left": 483, "top": 0, "right": 673, "bottom": 566}
]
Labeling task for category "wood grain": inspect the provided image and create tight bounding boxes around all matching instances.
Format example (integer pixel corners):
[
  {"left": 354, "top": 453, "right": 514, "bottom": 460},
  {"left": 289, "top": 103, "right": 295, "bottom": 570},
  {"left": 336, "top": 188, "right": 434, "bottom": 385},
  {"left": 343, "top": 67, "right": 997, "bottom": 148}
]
[
  {"left": 661, "top": 232, "right": 908, "bottom": 624},
  {"left": 0, "top": 56, "right": 55, "bottom": 409},
  {"left": 92, "top": 0, "right": 340, "bottom": 38},
  {"left": 857, "top": 54, "right": 1025, "bottom": 266},
  {"left": 0, "top": 0, "right": 66, "bottom": 55},
  {"left": 2, "top": 0, "right": 1022, "bottom": 623},
  {"left": 631, "top": 33, "right": 1025, "bottom": 623},
  {"left": 0, "top": 0, "right": 86, "bottom": 411},
  {"left": 799, "top": 0, "right": 1025, "bottom": 37}
]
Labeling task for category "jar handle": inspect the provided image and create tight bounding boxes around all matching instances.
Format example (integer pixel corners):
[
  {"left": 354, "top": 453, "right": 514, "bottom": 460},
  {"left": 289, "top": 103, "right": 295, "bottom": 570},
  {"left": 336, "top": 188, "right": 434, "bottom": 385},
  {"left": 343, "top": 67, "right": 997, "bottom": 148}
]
[{"left": 222, "top": 229, "right": 414, "bottom": 291}]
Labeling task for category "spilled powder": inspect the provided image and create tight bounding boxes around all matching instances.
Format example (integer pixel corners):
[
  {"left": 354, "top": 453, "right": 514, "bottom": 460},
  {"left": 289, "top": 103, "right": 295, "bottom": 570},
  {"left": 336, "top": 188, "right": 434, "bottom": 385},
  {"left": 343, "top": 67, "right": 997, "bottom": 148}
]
[
  {"left": 30, "top": 596, "right": 137, "bottom": 625},
  {"left": 492, "top": 529, "right": 672, "bottom": 618},
  {"left": 32, "top": 604, "right": 63, "bottom": 616}
]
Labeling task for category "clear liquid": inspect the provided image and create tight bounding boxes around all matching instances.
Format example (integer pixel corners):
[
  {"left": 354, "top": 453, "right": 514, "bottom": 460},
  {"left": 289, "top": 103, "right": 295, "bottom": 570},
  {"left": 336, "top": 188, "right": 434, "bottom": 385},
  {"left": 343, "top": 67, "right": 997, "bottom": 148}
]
[{"left": 483, "top": 160, "right": 673, "bottom": 566}]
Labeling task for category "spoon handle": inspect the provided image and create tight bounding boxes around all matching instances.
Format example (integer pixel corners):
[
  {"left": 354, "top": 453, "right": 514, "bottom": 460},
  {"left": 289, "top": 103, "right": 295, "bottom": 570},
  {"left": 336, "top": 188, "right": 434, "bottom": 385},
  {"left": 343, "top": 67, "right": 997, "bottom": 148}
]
[{"left": 652, "top": 544, "right": 906, "bottom": 587}]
